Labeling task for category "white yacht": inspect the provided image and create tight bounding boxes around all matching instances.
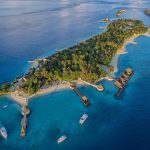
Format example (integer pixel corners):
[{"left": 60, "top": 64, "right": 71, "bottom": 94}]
[
  {"left": 57, "top": 135, "right": 67, "bottom": 144},
  {"left": 0, "top": 127, "right": 7, "bottom": 139},
  {"left": 79, "top": 114, "right": 88, "bottom": 125},
  {"left": 3, "top": 105, "right": 8, "bottom": 109},
  {"left": 0, "top": 121, "right": 7, "bottom": 139}
]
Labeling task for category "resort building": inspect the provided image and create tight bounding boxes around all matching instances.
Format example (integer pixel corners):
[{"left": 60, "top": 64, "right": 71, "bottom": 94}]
[
  {"left": 125, "top": 68, "right": 132, "bottom": 76},
  {"left": 114, "top": 80, "right": 123, "bottom": 89}
]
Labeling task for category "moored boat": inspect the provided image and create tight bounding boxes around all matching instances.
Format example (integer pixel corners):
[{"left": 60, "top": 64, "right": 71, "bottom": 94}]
[
  {"left": 0, "top": 127, "right": 7, "bottom": 139},
  {"left": 57, "top": 135, "right": 67, "bottom": 144},
  {"left": 79, "top": 114, "right": 88, "bottom": 125},
  {"left": 3, "top": 105, "right": 8, "bottom": 109},
  {"left": 81, "top": 96, "right": 89, "bottom": 106}
]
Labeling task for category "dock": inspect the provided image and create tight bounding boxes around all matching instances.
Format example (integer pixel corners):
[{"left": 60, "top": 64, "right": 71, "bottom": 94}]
[
  {"left": 20, "top": 98, "right": 30, "bottom": 138},
  {"left": 70, "top": 82, "right": 89, "bottom": 106},
  {"left": 21, "top": 115, "right": 27, "bottom": 138},
  {"left": 79, "top": 78, "right": 104, "bottom": 91},
  {"left": 114, "top": 68, "right": 133, "bottom": 97}
]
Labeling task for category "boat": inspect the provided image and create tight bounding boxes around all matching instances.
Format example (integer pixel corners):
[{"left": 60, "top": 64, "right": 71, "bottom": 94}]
[
  {"left": 3, "top": 105, "right": 8, "bottom": 109},
  {"left": 114, "top": 68, "right": 133, "bottom": 97},
  {"left": 79, "top": 114, "right": 88, "bottom": 125},
  {"left": 0, "top": 127, "right": 7, "bottom": 139},
  {"left": 57, "top": 135, "right": 67, "bottom": 144},
  {"left": 81, "top": 96, "right": 89, "bottom": 106}
]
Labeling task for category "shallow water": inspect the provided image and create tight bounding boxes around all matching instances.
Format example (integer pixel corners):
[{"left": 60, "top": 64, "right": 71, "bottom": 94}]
[{"left": 0, "top": 0, "right": 150, "bottom": 150}]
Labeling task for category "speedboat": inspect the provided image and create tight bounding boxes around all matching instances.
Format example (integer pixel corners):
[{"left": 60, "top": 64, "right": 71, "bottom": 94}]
[
  {"left": 57, "top": 135, "right": 67, "bottom": 144},
  {"left": 0, "top": 127, "right": 7, "bottom": 139},
  {"left": 3, "top": 105, "right": 8, "bottom": 109},
  {"left": 79, "top": 114, "right": 88, "bottom": 125}
]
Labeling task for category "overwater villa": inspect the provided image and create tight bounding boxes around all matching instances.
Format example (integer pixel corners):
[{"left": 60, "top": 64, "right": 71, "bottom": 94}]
[
  {"left": 81, "top": 96, "right": 89, "bottom": 106},
  {"left": 20, "top": 98, "right": 30, "bottom": 138},
  {"left": 125, "top": 68, "right": 132, "bottom": 76},
  {"left": 119, "top": 77, "right": 126, "bottom": 84},
  {"left": 21, "top": 106, "right": 30, "bottom": 116},
  {"left": 70, "top": 82, "right": 76, "bottom": 89},
  {"left": 114, "top": 68, "right": 133, "bottom": 97}
]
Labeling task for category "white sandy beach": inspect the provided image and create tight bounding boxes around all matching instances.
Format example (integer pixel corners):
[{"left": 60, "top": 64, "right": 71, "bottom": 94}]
[
  {"left": 10, "top": 92, "right": 27, "bottom": 106},
  {"left": 9, "top": 80, "right": 85, "bottom": 105}
]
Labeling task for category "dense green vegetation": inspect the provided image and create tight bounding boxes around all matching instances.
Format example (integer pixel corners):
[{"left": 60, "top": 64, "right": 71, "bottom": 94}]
[
  {"left": 0, "top": 19, "right": 148, "bottom": 95},
  {"left": 144, "top": 9, "right": 150, "bottom": 16},
  {"left": 0, "top": 83, "right": 12, "bottom": 96}
]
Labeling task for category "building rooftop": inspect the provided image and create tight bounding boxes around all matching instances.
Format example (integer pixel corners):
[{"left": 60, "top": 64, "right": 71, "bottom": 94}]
[
  {"left": 114, "top": 80, "right": 123, "bottom": 89},
  {"left": 125, "top": 68, "right": 132, "bottom": 75},
  {"left": 70, "top": 82, "right": 76, "bottom": 87},
  {"left": 82, "top": 96, "right": 88, "bottom": 101},
  {"left": 22, "top": 106, "right": 30, "bottom": 115}
]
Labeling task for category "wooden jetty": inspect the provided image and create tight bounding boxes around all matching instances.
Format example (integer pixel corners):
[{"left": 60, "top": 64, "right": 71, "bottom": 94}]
[
  {"left": 20, "top": 98, "right": 30, "bottom": 138},
  {"left": 114, "top": 68, "right": 133, "bottom": 97},
  {"left": 79, "top": 78, "right": 104, "bottom": 92},
  {"left": 70, "top": 82, "right": 89, "bottom": 106},
  {"left": 21, "top": 115, "right": 27, "bottom": 138}
]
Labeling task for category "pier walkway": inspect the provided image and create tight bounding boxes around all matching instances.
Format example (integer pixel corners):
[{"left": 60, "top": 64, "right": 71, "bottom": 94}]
[
  {"left": 78, "top": 78, "right": 104, "bottom": 91},
  {"left": 69, "top": 82, "right": 89, "bottom": 106},
  {"left": 21, "top": 115, "right": 27, "bottom": 138},
  {"left": 20, "top": 98, "right": 30, "bottom": 138}
]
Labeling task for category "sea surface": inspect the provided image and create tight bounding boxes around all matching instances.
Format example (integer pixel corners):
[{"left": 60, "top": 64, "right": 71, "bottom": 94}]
[{"left": 0, "top": 0, "right": 150, "bottom": 150}]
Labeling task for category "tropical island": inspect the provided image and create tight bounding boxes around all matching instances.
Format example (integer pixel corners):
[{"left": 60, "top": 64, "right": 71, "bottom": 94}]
[
  {"left": 0, "top": 19, "right": 148, "bottom": 102},
  {"left": 144, "top": 9, "right": 150, "bottom": 16}
]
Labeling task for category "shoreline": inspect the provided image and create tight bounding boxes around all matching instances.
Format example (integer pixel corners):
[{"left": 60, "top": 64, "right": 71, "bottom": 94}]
[
  {"left": 110, "top": 29, "right": 150, "bottom": 77},
  {"left": 9, "top": 80, "right": 86, "bottom": 105},
  {"left": 3, "top": 30, "right": 150, "bottom": 105}
]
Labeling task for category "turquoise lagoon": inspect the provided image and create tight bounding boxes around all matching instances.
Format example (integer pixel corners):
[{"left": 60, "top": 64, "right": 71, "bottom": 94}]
[{"left": 0, "top": 0, "right": 150, "bottom": 150}]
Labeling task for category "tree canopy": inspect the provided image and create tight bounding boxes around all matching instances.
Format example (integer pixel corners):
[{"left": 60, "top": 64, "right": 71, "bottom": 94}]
[{"left": 0, "top": 19, "right": 148, "bottom": 95}]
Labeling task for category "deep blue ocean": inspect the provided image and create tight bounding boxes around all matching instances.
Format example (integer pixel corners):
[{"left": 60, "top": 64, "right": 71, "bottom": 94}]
[{"left": 0, "top": 0, "right": 150, "bottom": 150}]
